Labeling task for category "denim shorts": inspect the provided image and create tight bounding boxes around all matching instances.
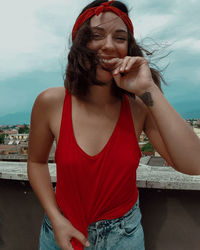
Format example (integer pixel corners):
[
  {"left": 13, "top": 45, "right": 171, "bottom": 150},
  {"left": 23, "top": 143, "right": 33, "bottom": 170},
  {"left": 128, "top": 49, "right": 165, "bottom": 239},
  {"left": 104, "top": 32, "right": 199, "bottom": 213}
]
[{"left": 39, "top": 198, "right": 145, "bottom": 250}]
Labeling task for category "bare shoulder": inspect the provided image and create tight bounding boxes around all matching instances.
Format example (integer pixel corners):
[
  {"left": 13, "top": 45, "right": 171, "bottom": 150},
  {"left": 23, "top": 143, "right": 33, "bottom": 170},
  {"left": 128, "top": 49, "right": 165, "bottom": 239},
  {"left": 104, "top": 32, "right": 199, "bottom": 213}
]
[
  {"left": 31, "top": 86, "right": 65, "bottom": 130},
  {"left": 32, "top": 87, "right": 65, "bottom": 118},
  {"left": 28, "top": 87, "right": 65, "bottom": 163},
  {"left": 34, "top": 86, "right": 65, "bottom": 107}
]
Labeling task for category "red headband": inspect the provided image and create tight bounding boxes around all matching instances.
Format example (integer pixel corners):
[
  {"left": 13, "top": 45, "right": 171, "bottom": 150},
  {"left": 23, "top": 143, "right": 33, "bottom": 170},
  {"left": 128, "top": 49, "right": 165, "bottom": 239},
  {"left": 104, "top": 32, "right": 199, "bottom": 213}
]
[{"left": 72, "top": 0, "right": 133, "bottom": 41}]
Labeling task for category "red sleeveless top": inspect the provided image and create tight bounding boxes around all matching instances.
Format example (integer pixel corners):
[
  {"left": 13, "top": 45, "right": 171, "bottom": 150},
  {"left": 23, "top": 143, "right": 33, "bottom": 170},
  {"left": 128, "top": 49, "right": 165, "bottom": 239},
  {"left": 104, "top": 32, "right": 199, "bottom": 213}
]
[{"left": 55, "top": 89, "right": 141, "bottom": 249}]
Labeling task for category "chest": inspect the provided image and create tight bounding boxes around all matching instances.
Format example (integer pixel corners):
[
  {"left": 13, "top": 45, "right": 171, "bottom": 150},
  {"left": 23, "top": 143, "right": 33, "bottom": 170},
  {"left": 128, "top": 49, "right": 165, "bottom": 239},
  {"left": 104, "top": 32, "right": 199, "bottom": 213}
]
[
  {"left": 50, "top": 96, "right": 144, "bottom": 157},
  {"left": 73, "top": 104, "right": 122, "bottom": 156}
]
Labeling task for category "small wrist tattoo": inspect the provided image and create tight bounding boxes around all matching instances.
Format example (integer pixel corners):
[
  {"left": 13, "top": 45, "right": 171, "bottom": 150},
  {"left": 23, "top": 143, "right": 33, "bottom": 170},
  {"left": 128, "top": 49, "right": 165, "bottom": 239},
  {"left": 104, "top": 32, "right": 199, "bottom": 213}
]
[{"left": 139, "top": 92, "right": 154, "bottom": 107}]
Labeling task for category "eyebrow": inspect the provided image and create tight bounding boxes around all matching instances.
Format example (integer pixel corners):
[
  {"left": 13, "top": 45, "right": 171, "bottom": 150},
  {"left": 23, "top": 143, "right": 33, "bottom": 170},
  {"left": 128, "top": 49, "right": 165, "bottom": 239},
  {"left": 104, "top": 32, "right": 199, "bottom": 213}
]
[
  {"left": 91, "top": 27, "right": 127, "bottom": 34},
  {"left": 116, "top": 29, "right": 128, "bottom": 33}
]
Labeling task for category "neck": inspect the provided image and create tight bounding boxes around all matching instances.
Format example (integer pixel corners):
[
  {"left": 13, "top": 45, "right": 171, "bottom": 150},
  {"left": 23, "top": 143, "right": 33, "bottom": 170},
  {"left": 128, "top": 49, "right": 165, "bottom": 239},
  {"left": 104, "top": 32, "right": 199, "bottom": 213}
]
[{"left": 83, "top": 84, "right": 119, "bottom": 107}]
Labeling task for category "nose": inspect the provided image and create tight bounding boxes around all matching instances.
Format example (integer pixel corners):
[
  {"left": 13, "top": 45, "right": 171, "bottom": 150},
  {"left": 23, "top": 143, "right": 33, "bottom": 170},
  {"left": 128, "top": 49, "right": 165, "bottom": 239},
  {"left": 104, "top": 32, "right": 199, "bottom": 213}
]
[{"left": 102, "top": 35, "right": 115, "bottom": 51}]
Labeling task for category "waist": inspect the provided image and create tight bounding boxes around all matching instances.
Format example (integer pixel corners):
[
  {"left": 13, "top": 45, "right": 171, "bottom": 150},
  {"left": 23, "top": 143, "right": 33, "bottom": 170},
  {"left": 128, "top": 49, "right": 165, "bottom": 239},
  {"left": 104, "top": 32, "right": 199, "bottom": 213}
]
[
  {"left": 55, "top": 182, "right": 139, "bottom": 224},
  {"left": 88, "top": 196, "right": 140, "bottom": 230}
]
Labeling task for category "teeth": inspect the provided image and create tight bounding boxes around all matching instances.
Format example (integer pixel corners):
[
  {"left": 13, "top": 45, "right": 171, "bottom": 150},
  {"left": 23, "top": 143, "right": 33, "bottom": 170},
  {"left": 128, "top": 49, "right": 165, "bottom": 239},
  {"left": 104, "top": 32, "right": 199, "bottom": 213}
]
[{"left": 102, "top": 59, "right": 110, "bottom": 63}]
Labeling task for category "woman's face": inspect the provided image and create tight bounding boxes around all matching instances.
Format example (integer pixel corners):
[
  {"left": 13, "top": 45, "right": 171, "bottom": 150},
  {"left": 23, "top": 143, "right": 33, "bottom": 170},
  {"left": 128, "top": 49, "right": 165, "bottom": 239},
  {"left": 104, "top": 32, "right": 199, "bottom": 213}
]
[{"left": 87, "top": 11, "right": 128, "bottom": 84}]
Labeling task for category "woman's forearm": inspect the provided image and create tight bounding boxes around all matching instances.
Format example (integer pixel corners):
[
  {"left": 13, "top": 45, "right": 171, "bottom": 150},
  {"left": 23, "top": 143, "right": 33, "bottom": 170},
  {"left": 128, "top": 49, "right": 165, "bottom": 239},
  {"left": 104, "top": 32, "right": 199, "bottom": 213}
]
[
  {"left": 27, "top": 161, "right": 65, "bottom": 224},
  {"left": 144, "top": 84, "right": 200, "bottom": 175}
]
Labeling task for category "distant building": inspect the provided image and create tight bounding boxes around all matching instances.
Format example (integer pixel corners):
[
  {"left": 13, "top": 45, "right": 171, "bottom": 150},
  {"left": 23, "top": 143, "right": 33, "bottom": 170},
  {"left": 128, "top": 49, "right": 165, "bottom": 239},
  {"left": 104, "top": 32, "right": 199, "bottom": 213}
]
[
  {"left": 139, "top": 131, "right": 147, "bottom": 142},
  {"left": 193, "top": 128, "right": 200, "bottom": 139},
  {"left": 0, "top": 140, "right": 56, "bottom": 162},
  {"left": 0, "top": 145, "right": 19, "bottom": 155},
  {"left": 3, "top": 129, "right": 18, "bottom": 135},
  {"left": 142, "top": 151, "right": 155, "bottom": 157},
  {"left": 0, "top": 143, "right": 28, "bottom": 156},
  {"left": 16, "top": 125, "right": 25, "bottom": 128},
  {"left": 4, "top": 133, "right": 29, "bottom": 145}
]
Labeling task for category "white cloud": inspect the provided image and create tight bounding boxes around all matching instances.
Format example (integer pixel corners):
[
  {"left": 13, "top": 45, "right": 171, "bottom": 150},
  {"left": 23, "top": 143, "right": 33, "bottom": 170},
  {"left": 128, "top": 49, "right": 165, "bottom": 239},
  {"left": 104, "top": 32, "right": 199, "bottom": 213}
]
[
  {"left": 0, "top": 0, "right": 199, "bottom": 83},
  {"left": 133, "top": 14, "right": 174, "bottom": 39},
  {"left": 172, "top": 38, "right": 200, "bottom": 53},
  {"left": 0, "top": 0, "right": 88, "bottom": 81}
]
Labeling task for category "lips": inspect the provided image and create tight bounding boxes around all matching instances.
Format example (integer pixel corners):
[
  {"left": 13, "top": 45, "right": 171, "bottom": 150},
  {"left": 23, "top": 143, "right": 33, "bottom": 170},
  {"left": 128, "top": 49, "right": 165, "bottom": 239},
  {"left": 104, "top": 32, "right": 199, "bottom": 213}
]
[
  {"left": 100, "top": 55, "right": 116, "bottom": 61},
  {"left": 99, "top": 57, "right": 117, "bottom": 71},
  {"left": 101, "top": 58, "right": 112, "bottom": 63}
]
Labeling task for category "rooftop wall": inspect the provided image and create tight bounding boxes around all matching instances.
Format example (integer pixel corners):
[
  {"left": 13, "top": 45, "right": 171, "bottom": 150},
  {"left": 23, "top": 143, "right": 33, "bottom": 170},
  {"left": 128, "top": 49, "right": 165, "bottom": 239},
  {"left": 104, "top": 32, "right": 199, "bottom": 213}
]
[
  {"left": 1, "top": 160, "right": 200, "bottom": 250},
  {"left": 1, "top": 180, "right": 200, "bottom": 250}
]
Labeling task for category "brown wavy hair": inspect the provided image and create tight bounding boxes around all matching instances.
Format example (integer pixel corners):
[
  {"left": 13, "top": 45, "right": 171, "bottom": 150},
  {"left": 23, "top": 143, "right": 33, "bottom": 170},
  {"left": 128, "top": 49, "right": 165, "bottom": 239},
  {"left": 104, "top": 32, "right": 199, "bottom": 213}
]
[{"left": 64, "top": 0, "right": 164, "bottom": 100}]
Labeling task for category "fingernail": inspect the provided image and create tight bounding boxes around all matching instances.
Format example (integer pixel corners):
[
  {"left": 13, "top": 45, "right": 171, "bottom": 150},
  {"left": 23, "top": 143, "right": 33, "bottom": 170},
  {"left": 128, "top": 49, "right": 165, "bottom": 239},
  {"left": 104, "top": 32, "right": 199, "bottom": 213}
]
[{"left": 85, "top": 241, "right": 90, "bottom": 247}]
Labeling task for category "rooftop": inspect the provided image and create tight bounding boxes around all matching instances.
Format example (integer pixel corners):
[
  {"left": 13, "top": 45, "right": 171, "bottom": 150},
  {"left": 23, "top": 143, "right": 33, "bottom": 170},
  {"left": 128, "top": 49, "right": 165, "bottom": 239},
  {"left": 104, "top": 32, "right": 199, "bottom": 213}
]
[
  {"left": 1, "top": 157, "right": 200, "bottom": 250},
  {"left": 1, "top": 157, "right": 200, "bottom": 190}
]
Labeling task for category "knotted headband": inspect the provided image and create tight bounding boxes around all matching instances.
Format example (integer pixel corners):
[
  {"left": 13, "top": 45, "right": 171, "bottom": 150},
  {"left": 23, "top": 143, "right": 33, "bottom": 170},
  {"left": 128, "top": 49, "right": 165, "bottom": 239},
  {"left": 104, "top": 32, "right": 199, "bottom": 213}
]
[{"left": 72, "top": 0, "right": 134, "bottom": 41}]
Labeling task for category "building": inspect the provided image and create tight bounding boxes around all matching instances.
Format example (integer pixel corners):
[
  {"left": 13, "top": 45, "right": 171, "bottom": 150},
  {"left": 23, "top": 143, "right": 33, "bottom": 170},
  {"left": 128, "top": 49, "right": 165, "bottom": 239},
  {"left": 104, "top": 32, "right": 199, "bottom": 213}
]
[
  {"left": 4, "top": 133, "right": 29, "bottom": 145},
  {"left": 0, "top": 143, "right": 28, "bottom": 156},
  {"left": 193, "top": 127, "right": 200, "bottom": 139}
]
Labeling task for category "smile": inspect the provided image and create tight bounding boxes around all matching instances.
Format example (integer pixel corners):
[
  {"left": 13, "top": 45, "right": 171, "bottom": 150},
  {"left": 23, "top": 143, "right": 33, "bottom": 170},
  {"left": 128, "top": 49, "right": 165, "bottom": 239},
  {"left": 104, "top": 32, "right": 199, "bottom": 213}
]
[{"left": 101, "top": 58, "right": 111, "bottom": 63}]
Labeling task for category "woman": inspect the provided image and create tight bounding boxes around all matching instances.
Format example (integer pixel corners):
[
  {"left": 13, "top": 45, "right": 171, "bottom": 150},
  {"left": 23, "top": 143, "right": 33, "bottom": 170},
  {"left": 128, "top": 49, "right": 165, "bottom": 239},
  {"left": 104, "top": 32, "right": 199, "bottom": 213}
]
[{"left": 27, "top": 1, "right": 200, "bottom": 250}]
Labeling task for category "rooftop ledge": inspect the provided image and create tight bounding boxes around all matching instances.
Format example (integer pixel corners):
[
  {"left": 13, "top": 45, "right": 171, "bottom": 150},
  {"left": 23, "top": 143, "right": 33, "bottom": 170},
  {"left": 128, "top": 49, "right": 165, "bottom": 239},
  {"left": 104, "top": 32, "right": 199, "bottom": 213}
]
[{"left": 0, "top": 157, "right": 200, "bottom": 190}]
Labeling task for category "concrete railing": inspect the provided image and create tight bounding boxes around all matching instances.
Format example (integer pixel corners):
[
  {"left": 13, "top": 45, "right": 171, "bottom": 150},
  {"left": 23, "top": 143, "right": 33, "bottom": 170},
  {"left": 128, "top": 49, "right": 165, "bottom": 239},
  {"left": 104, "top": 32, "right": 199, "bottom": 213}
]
[{"left": 1, "top": 157, "right": 200, "bottom": 190}]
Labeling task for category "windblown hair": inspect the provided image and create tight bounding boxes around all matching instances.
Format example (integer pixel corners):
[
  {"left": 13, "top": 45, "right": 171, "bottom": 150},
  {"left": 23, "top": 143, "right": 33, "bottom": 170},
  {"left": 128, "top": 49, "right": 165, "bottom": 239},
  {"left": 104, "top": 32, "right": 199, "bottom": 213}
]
[{"left": 64, "top": 0, "right": 164, "bottom": 100}]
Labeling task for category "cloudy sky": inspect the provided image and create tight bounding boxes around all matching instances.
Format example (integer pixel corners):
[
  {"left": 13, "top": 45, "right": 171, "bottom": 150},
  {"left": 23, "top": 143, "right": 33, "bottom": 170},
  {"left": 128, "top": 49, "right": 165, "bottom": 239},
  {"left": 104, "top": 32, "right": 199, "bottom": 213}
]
[{"left": 0, "top": 0, "right": 200, "bottom": 120}]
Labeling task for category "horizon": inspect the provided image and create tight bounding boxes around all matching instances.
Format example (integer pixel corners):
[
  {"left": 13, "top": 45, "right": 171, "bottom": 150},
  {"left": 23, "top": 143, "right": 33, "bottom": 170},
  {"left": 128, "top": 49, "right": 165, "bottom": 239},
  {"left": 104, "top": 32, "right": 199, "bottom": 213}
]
[
  {"left": 0, "top": 0, "right": 200, "bottom": 121},
  {"left": 0, "top": 109, "right": 200, "bottom": 127}
]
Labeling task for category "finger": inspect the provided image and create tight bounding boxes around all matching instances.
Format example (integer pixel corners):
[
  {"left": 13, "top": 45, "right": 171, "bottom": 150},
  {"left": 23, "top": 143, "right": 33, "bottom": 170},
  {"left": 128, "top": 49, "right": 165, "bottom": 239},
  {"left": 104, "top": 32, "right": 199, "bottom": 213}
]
[
  {"left": 100, "top": 58, "right": 122, "bottom": 72},
  {"left": 72, "top": 229, "right": 90, "bottom": 247},
  {"left": 105, "top": 58, "right": 123, "bottom": 70},
  {"left": 118, "top": 57, "right": 131, "bottom": 73},
  {"left": 123, "top": 57, "right": 138, "bottom": 72},
  {"left": 60, "top": 239, "right": 74, "bottom": 250},
  {"left": 106, "top": 57, "right": 121, "bottom": 64},
  {"left": 100, "top": 57, "right": 120, "bottom": 66},
  {"left": 112, "top": 57, "right": 130, "bottom": 75},
  {"left": 112, "top": 72, "right": 121, "bottom": 87},
  {"left": 66, "top": 241, "right": 74, "bottom": 250},
  {"left": 125, "top": 57, "right": 148, "bottom": 72}
]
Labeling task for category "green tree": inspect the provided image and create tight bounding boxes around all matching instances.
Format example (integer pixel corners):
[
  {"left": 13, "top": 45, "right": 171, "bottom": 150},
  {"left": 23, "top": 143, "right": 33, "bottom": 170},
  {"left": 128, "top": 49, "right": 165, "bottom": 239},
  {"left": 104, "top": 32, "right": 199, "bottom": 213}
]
[
  {"left": 141, "top": 142, "right": 154, "bottom": 152},
  {"left": 0, "top": 134, "right": 6, "bottom": 144},
  {"left": 18, "top": 124, "right": 30, "bottom": 134},
  {"left": 3, "top": 126, "right": 10, "bottom": 130}
]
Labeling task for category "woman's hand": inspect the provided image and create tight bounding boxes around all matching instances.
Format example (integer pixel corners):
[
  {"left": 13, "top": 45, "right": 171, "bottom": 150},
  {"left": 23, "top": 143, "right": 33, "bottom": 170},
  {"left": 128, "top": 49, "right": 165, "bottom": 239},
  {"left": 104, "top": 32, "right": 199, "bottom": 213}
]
[
  {"left": 51, "top": 214, "right": 90, "bottom": 250},
  {"left": 106, "top": 56, "right": 155, "bottom": 96}
]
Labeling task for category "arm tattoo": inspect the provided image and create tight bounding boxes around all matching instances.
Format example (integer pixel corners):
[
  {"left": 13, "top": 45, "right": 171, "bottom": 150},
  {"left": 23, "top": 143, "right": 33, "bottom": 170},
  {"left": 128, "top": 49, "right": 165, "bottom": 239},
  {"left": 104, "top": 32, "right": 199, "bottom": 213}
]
[{"left": 139, "top": 92, "right": 154, "bottom": 107}]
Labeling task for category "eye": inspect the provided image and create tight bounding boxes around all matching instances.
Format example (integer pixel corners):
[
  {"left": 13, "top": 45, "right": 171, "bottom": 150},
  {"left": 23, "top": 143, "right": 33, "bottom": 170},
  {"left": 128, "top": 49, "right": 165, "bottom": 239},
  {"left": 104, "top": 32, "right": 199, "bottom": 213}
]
[
  {"left": 92, "top": 33, "right": 104, "bottom": 40},
  {"left": 115, "top": 36, "right": 127, "bottom": 42},
  {"left": 117, "top": 37, "right": 126, "bottom": 40}
]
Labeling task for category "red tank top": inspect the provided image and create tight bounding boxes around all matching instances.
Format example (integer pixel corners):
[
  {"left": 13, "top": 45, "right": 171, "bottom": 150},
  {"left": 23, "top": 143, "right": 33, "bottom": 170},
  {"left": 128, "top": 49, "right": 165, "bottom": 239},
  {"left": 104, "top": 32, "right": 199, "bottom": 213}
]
[{"left": 55, "top": 89, "right": 141, "bottom": 249}]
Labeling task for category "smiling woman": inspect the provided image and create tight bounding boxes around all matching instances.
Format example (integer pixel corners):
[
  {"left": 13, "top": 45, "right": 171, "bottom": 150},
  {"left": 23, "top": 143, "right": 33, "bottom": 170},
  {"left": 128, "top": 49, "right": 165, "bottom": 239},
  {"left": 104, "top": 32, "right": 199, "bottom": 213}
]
[
  {"left": 27, "top": 1, "right": 200, "bottom": 250},
  {"left": 65, "top": 0, "right": 163, "bottom": 100},
  {"left": 87, "top": 12, "right": 128, "bottom": 84}
]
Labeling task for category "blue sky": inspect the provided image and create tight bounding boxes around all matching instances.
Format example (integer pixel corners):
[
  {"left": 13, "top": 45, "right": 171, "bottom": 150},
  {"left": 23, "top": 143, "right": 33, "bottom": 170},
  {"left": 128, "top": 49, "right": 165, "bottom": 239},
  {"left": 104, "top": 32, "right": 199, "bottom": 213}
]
[{"left": 0, "top": 0, "right": 200, "bottom": 119}]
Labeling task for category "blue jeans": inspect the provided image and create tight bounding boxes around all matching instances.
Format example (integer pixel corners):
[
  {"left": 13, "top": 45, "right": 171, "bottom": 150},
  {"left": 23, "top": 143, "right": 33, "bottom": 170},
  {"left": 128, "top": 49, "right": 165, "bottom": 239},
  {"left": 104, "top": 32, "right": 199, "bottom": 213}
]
[{"left": 39, "top": 198, "right": 145, "bottom": 250}]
